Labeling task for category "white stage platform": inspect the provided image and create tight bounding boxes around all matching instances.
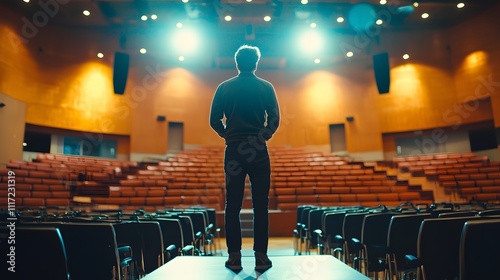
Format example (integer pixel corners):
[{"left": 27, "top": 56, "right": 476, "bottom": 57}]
[{"left": 142, "top": 255, "right": 370, "bottom": 280}]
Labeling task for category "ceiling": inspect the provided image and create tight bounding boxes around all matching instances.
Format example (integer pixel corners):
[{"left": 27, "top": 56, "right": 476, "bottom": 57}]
[
  {"left": 1, "top": 0, "right": 497, "bottom": 65},
  {"left": 3, "top": 0, "right": 496, "bottom": 31}
]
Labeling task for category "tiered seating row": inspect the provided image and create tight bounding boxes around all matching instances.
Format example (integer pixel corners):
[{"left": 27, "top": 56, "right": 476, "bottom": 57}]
[
  {"left": 6, "top": 159, "right": 118, "bottom": 182},
  {"left": 0, "top": 168, "right": 75, "bottom": 207},
  {"left": 436, "top": 165, "right": 500, "bottom": 202},
  {"left": 108, "top": 147, "right": 227, "bottom": 210},
  {"left": 393, "top": 153, "right": 500, "bottom": 203},
  {"left": 393, "top": 153, "right": 489, "bottom": 176}
]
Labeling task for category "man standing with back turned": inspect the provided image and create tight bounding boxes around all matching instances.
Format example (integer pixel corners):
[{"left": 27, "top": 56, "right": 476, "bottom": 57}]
[{"left": 209, "top": 45, "right": 280, "bottom": 272}]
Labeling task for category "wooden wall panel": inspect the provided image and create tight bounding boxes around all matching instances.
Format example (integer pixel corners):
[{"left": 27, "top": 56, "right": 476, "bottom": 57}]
[{"left": 448, "top": 3, "right": 500, "bottom": 127}]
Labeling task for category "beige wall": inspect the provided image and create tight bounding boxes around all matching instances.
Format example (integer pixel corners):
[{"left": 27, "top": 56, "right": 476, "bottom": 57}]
[{"left": 0, "top": 93, "right": 26, "bottom": 166}]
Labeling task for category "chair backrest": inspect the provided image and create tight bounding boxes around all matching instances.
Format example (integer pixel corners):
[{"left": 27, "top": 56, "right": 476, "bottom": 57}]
[
  {"left": 322, "top": 211, "right": 346, "bottom": 242},
  {"left": 438, "top": 211, "right": 477, "bottom": 218},
  {"left": 459, "top": 219, "right": 500, "bottom": 280},
  {"left": 417, "top": 216, "right": 482, "bottom": 280},
  {"left": 296, "top": 205, "right": 313, "bottom": 225},
  {"left": 361, "top": 212, "right": 397, "bottom": 272},
  {"left": 155, "top": 218, "right": 185, "bottom": 250},
  {"left": 206, "top": 208, "right": 217, "bottom": 229},
  {"left": 343, "top": 212, "right": 367, "bottom": 255},
  {"left": 478, "top": 208, "right": 500, "bottom": 216},
  {"left": 0, "top": 226, "right": 71, "bottom": 280},
  {"left": 59, "top": 223, "right": 121, "bottom": 280},
  {"left": 177, "top": 215, "right": 195, "bottom": 246},
  {"left": 113, "top": 221, "right": 164, "bottom": 274},
  {"left": 387, "top": 213, "right": 431, "bottom": 273},
  {"left": 343, "top": 212, "right": 367, "bottom": 243},
  {"left": 180, "top": 211, "right": 207, "bottom": 238}
]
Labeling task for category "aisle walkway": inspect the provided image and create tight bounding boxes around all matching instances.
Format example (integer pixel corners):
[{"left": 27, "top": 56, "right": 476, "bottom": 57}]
[{"left": 218, "top": 237, "right": 295, "bottom": 256}]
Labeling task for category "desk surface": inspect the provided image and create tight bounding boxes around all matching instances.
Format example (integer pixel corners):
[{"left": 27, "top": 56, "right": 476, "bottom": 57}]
[{"left": 142, "top": 255, "right": 371, "bottom": 280}]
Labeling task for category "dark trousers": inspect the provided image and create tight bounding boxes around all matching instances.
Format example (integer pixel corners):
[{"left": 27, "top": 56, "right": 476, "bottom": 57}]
[{"left": 224, "top": 141, "right": 271, "bottom": 254}]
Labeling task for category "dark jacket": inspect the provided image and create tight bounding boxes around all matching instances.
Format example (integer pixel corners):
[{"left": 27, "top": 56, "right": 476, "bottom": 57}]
[{"left": 209, "top": 72, "right": 280, "bottom": 144}]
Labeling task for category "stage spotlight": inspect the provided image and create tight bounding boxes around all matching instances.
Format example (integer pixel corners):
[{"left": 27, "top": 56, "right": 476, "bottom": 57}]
[
  {"left": 171, "top": 27, "right": 200, "bottom": 55},
  {"left": 457, "top": 3, "right": 465, "bottom": 9},
  {"left": 297, "top": 29, "right": 323, "bottom": 54}
]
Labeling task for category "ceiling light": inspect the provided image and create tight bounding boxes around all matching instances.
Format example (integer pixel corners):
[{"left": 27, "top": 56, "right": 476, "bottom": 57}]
[
  {"left": 179, "top": 56, "right": 185, "bottom": 61},
  {"left": 403, "top": 54, "right": 410, "bottom": 60},
  {"left": 264, "top": 16, "right": 271, "bottom": 22},
  {"left": 23, "top": 0, "right": 29, "bottom": 3},
  {"left": 457, "top": 3, "right": 465, "bottom": 9},
  {"left": 346, "top": 51, "right": 354, "bottom": 58},
  {"left": 83, "top": 10, "right": 90, "bottom": 16},
  {"left": 176, "top": 22, "right": 183, "bottom": 28},
  {"left": 337, "top": 17, "right": 344, "bottom": 23},
  {"left": 301, "top": 0, "right": 308, "bottom": 4},
  {"left": 310, "top": 22, "right": 317, "bottom": 28},
  {"left": 23, "top": 142, "right": 27, "bottom": 147},
  {"left": 314, "top": 58, "right": 320, "bottom": 64},
  {"left": 151, "top": 14, "right": 158, "bottom": 20},
  {"left": 246, "top": 0, "right": 252, "bottom": 2},
  {"left": 224, "top": 15, "right": 232, "bottom": 21},
  {"left": 140, "top": 48, "right": 147, "bottom": 54},
  {"left": 182, "top": 0, "right": 189, "bottom": 3},
  {"left": 376, "top": 19, "right": 383, "bottom": 25},
  {"left": 380, "top": 0, "right": 387, "bottom": 5},
  {"left": 97, "top": 53, "right": 104, "bottom": 58},
  {"left": 421, "top": 13, "right": 429, "bottom": 19},
  {"left": 141, "top": 15, "right": 148, "bottom": 21}
]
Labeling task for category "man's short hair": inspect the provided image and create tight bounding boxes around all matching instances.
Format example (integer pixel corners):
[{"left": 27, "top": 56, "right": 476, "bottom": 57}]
[{"left": 235, "top": 45, "right": 261, "bottom": 72}]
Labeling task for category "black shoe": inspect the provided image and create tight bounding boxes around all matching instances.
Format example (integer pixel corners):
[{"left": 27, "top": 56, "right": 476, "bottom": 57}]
[
  {"left": 255, "top": 252, "right": 272, "bottom": 272},
  {"left": 225, "top": 252, "right": 242, "bottom": 271}
]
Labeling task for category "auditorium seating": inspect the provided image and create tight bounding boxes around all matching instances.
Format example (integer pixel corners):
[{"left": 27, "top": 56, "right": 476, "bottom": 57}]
[
  {"left": 392, "top": 153, "right": 500, "bottom": 204},
  {"left": 1, "top": 146, "right": 438, "bottom": 212},
  {"left": 296, "top": 202, "right": 500, "bottom": 279},
  {"left": 271, "top": 147, "right": 432, "bottom": 210},
  {"left": 0, "top": 206, "right": 220, "bottom": 279}
]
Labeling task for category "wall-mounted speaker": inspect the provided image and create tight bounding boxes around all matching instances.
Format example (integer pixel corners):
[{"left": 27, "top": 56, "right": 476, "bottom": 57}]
[
  {"left": 346, "top": 116, "right": 354, "bottom": 122},
  {"left": 373, "top": 52, "right": 390, "bottom": 94},
  {"left": 113, "top": 52, "right": 129, "bottom": 95},
  {"left": 245, "top": 24, "right": 255, "bottom": 40},
  {"left": 157, "top": 115, "right": 166, "bottom": 122}
]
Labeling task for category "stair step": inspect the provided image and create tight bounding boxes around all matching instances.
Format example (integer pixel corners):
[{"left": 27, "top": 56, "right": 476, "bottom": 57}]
[{"left": 242, "top": 228, "right": 253, "bottom": 237}]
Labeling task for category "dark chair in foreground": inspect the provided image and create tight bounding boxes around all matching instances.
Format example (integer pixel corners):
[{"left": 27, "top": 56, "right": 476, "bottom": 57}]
[
  {"left": 409, "top": 216, "right": 482, "bottom": 280},
  {"left": 459, "top": 219, "right": 500, "bottom": 280},
  {"left": 342, "top": 212, "right": 367, "bottom": 266},
  {"left": 386, "top": 213, "right": 430, "bottom": 280},
  {"left": 59, "top": 223, "right": 122, "bottom": 280},
  {"left": 320, "top": 211, "right": 346, "bottom": 260},
  {"left": 353, "top": 212, "right": 397, "bottom": 279},
  {"left": 113, "top": 221, "right": 164, "bottom": 277},
  {"left": 0, "top": 227, "right": 70, "bottom": 280}
]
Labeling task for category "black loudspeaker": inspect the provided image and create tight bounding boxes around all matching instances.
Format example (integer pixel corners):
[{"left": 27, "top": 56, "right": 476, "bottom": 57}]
[
  {"left": 346, "top": 116, "right": 354, "bottom": 122},
  {"left": 113, "top": 52, "right": 129, "bottom": 95},
  {"left": 373, "top": 52, "right": 390, "bottom": 94},
  {"left": 157, "top": 115, "right": 166, "bottom": 122}
]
